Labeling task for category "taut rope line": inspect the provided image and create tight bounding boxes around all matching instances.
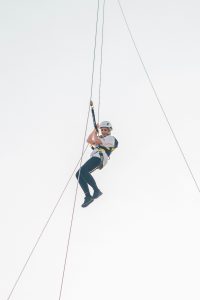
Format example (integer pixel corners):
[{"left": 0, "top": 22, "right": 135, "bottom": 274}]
[
  {"left": 58, "top": 0, "right": 106, "bottom": 299},
  {"left": 117, "top": 0, "right": 200, "bottom": 193}
]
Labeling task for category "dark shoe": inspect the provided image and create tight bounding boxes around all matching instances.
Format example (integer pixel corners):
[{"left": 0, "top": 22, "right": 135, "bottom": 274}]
[
  {"left": 92, "top": 189, "right": 103, "bottom": 200},
  {"left": 82, "top": 195, "right": 94, "bottom": 208}
]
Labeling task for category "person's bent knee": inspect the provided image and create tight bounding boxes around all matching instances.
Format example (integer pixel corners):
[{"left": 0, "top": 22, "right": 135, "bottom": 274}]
[
  {"left": 76, "top": 170, "right": 80, "bottom": 179},
  {"left": 76, "top": 166, "right": 88, "bottom": 180},
  {"left": 76, "top": 168, "right": 85, "bottom": 179}
]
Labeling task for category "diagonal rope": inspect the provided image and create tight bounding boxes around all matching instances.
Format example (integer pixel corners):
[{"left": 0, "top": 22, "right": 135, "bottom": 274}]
[
  {"left": 6, "top": 145, "right": 89, "bottom": 300},
  {"left": 58, "top": 1, "right": 101, "bottom": 299},
  {"left": 6, "top": 1, "right": 104, "bottom": 299},
  {"left": 98, "top": 0, "right": 106, "bottom": 124},
  {"left": 117, "top": 0, "right": 200, "bottom": 193}
]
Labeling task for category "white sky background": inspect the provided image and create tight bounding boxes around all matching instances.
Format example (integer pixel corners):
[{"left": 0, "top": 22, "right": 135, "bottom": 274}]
[{"left": 1, "top": 0, "right": 200, "bottom": 299}]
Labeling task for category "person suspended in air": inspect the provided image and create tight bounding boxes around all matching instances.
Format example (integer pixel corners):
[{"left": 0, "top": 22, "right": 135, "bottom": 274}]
[{"left": 76, "top": 115, "right": 118, "bottom": 208}]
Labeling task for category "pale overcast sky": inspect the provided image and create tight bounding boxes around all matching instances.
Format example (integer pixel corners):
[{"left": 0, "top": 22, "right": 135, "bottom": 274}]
[{"left": 1, "top": 0, "right": 200, "bottom": 299}]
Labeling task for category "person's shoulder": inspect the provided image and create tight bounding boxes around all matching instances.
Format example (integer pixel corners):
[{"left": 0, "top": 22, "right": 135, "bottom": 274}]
[
  {"left": 109, "top": 135, "right": 118, "bottom": 148},
  {"left": 105, "top": 135, "right": 117, "bottom": 146}
]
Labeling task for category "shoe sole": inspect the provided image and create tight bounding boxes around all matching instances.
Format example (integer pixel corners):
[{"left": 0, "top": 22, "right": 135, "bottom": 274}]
[
  {"left": 82, "top": 198, "right": 94, "bottom": 208},
  {"left": 82, "top": 192, "right": 103, "bottom": 208}
]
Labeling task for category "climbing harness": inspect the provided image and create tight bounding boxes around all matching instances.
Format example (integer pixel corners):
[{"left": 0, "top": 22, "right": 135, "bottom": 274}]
[{"left": 95, "top": 141, "right": 118, "bottom": 169}]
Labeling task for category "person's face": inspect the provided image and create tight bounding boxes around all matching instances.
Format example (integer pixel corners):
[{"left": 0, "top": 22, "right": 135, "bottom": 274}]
[{"left": 100, "top": 127, "right": 110, "bottom": 137}]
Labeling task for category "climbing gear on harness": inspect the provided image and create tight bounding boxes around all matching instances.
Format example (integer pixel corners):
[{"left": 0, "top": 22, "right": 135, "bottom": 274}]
[
  {"left": 100, "top": 121, "right": 113, "bottom": 130},
  {"left": 97, "top": 139, "right": 118, "bottom": 157}
]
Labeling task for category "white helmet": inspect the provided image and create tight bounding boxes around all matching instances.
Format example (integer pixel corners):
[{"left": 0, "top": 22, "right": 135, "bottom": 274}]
[{"left": 100, "top": 121, "right": 113, "bottom": 130}]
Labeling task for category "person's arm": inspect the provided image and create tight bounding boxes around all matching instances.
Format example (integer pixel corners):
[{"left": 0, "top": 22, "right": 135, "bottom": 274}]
[
  {"left": 92, "top": 130, "right": 102, "bottom": 145},
  {"left": 87, "top": 129, "right": 96, "bottom": 145},
  {"left": 87, "top": 125, "right": 102, "bottom": 145}
]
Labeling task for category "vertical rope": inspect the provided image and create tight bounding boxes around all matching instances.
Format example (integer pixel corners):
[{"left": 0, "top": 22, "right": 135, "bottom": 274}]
[
  {"left": 117, "top": 0, "right": 200, "bottom": 193},
  {"left": 58, "top": 1, "right": 101, "bottom": 299},
  {"left": 98, "top": 0, "right": 106, "bottom": 124}
]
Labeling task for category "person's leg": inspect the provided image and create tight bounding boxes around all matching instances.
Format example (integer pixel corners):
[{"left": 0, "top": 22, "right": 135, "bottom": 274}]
[
  {"left": 76, "top": 169, "right": 90, "bottom": 196},
  {"left": 80, "top": 157, "right": 101, "bottom": 192},
  {"left": 76, "top": 157, "right": 100, "bottom": 195},
  {"left": 76, "top": 157, "right": 102, "bottom": 207}
]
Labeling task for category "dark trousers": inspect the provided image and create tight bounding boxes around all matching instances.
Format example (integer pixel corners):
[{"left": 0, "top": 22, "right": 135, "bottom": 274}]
[{"left": 76, "top": 157, "right": 101, "bottom": 196}]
